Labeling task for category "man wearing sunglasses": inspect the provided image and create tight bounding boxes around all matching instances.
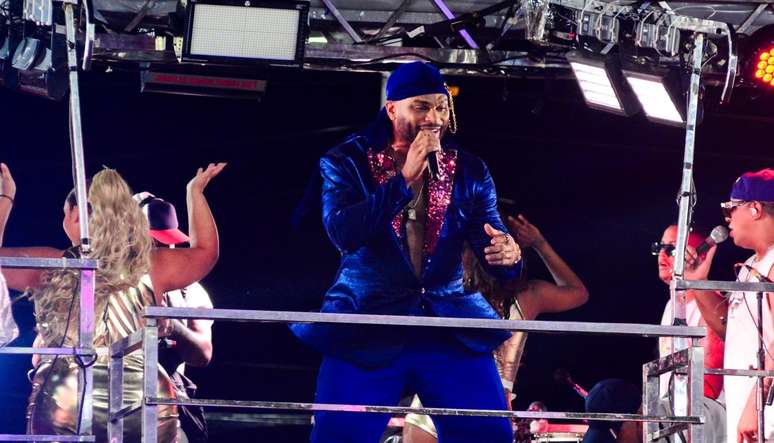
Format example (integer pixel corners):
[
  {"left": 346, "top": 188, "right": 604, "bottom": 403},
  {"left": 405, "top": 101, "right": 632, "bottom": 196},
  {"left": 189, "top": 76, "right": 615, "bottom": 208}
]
[
  {"left": 685, "top": 169, "right": 774, "bottom": 443},
  {"left": 652, "top": 225, "right": 727, "bottom": 443}
]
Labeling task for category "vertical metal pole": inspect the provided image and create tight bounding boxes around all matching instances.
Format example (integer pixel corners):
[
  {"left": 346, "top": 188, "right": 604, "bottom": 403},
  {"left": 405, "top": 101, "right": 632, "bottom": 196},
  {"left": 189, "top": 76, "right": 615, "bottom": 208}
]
[
  {"left": 142, "top": 318, "right": 159, "bottom": 443},
  {"left": 109, "top": 348, "right": 125, "bottom": 443},
  {"left": 688, "top": 344, "right": 705, "bottom": 443},
  {"left": 65, "top": 1, "right": 95, "bottom": 436},
  {"left": 77, "top": 269, "right": 95, "bottom": 435},
  {"left": 758, "top": 292, "right": 766, "bottom": 443},
  {"left": 670, "top": 32, "right": 705, "bottom": 421},
  {"left": 643, "top": 362, "right": 661, "bottom": 441},
  {"left": 64, "top": 0, "right": 91, "bottom": 254}
]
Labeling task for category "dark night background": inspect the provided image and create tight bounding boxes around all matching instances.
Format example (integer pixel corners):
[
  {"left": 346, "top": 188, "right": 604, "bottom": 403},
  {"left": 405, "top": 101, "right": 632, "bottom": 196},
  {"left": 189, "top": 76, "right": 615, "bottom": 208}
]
[{"left": 0, "top": 66, "right": 772, "bottom": 441}]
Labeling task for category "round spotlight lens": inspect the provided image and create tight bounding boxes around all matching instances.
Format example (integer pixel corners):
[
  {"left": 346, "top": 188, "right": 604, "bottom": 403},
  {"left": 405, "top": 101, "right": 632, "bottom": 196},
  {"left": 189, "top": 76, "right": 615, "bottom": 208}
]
[
  {"left": 770, "top": 48, "right": 774, "bottom": 56},
  {"left": 762, "top": 52, "right": 771, "bottom": 61},
  {"left": 765, "top": 73, "right": 773, "bottom": 82},
  {"left": 767, "top": 66, "right": 774, "bottom": 74},
  {"left": 759, "top": 61, "right": 768, "bottom": 69},
  {"left": 757, "top": 70, "right": 766, "bottom": 78}
]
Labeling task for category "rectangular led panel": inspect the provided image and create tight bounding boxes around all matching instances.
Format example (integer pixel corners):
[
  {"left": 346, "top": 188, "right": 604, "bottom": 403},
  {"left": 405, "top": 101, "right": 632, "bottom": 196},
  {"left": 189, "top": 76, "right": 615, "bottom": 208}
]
[
  {"left": 183, "top": 1, "right": 309, "bottom": 66},
  {"left": 624, "top": 74, "right": 684, "bottom": 124}
]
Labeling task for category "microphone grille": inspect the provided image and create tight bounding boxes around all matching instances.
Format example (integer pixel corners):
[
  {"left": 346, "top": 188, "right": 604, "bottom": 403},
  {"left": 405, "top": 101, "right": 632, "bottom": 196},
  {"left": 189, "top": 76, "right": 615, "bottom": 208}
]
[{"left": 710, "top": 225, "right": 729, "bottom": 243}]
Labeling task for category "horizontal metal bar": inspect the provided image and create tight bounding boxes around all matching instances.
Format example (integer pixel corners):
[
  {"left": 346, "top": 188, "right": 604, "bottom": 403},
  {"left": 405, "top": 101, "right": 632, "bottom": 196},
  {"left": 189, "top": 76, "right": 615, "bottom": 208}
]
[
  {"left": 0, "top": 256, "right": 98, "bottom": 269},
  {"left": 206, "top": 412, "right": 312, "bottom": 427},
  {"left": 147, "top": 398, "right": 702, "bottom": 424},
  {"left": 649, "top": 423, "right": 690, "bottom": 441},
  {"left": 0, "top": 435, "right": 95, "bottom": 442},
  {"left": 0, "top": 346, "right": 94, "bottom": 356},
  {"left": 109, "top": 403, "right": 142, "bottom": 422},
  {"left": 672, "top": 279, "right": 774, "bottom": 293},
  {"left": 645, "top": 349, "right": 693, "bottom": 376},
  {"left": 705, "top": 368, "right": 774, "bottom": 377},
  {"left": 144, "top": 307, "right": 705, "bottom": 338},
  {"left": 110, "top": 330, "right": 144, "bottom": 358}
]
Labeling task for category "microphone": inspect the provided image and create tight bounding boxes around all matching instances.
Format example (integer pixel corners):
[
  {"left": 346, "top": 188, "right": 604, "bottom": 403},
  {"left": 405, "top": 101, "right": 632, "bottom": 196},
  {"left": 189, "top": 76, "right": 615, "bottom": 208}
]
[
  {"left": 695, "top": 225, "right": 729, "bottom": 255},
  {"left": 744, "top": 264, "right": 773, "bottom": 283},
  {"left": 427, "top": 152, "right": 439, "bottom": 180}
]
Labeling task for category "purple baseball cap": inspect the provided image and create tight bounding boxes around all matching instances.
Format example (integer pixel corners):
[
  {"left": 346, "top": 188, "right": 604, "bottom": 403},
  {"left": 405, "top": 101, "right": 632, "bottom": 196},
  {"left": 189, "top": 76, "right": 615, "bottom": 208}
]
[
  {"left": 137, "top": 194, "right": 190, "bottom": 245},
  {"left": 730, "top": 169, "right": 774, "bottom": 202}
]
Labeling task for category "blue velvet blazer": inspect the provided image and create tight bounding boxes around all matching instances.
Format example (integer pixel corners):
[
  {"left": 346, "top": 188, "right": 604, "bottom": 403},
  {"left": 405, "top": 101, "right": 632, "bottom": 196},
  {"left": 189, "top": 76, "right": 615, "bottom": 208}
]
[{"left": 291, "top": 113, "right": 521, "bottom": 367}]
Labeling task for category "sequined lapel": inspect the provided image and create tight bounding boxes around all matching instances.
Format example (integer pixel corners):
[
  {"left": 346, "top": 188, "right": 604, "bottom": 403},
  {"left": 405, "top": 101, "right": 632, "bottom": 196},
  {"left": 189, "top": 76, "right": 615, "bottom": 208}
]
[
  {"left": 367, "top": 148, "right": 457, "bottom": 256},
  {"left": 367, "top": 149, "right": 403, "bottom": 237},
  {"left": 425, "top": 149, "right": 457, "bottom": 255}
]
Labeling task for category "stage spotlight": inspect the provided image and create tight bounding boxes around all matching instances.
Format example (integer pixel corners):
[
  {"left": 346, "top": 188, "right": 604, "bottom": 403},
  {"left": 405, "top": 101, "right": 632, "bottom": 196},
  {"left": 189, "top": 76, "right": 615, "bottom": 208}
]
[
  {"left": 741, "top": 25, "right": 774, "bottom": 89},
  {"left": 182, "top": 0, "right": 309, "bottom": 67},
  {"left": 752, "top": 47, "right": 774, "bottom": 88},
  {"left": 622, "top": 67, "right": 687, "bottom": 126},
  {"left": 10, "top": 35, "right": 67, "bottom": 100},
  {"left": 565, "top": 51, "right": 641, "bottom": 116}
]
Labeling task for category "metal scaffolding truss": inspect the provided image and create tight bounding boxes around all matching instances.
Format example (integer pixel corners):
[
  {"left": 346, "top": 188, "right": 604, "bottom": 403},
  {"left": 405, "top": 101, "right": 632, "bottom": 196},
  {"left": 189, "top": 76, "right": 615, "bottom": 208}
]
[{"left": 82, "top": 0, "right": 773, "bottom": 79}]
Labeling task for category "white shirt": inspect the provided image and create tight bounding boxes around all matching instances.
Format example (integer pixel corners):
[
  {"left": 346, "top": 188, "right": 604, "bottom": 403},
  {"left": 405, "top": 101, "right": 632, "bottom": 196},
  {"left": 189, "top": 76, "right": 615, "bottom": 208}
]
[
  {"left": 725, "top": 248, "right": 774, "bottom": 442},
  {"left": 659, "top": 297, "right": 705, "bottom": 398}
]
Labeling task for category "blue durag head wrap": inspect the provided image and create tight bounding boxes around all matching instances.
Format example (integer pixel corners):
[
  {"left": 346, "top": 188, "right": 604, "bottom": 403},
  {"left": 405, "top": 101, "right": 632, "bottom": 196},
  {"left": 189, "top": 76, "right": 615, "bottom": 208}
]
[{"left": 386, "top": 62, "right": 448, "bottom": 101}]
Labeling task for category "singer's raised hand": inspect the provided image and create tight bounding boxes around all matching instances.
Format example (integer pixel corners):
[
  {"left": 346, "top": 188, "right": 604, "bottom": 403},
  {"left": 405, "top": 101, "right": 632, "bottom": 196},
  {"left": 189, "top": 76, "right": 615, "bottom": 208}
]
[
  {"left": 484, "top": 223, "right": 521, "bottom": 267},
  {"left": 685, "top": 244, "right": 716, "bottom": 281},
  {"left": 187, "top": 162, "right": 227, "bottom": 195},
  {"left": 400, "top": 128, "right": 441, "bottom": 186}
]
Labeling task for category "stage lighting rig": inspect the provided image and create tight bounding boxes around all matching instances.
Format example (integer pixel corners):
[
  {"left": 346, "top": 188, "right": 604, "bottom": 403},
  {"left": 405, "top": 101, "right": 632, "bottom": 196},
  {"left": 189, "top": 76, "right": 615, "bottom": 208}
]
[
  {"left": 565, "top": 50, "right": 641, "bottom": 116},
  {"left": 181, "top": 0, "right": 309, "bottom": 67},
  {"left": 743, "top": 25, "right": 774, "bottom": 89}
]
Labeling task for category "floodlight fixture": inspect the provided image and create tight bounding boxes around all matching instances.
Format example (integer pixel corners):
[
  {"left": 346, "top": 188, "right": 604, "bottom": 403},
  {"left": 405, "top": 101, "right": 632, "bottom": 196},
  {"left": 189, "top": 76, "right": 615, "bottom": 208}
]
[
  {"left": 10, "top": 35, "right": 67, "bottom": 100},
  {"left": 565, "top": 51, "right": 641, "bottom": 116},
  {"left": 182, "top": 0, "right": 309, "bottom": 67},
  {"left": 623, "top": 67, "right": 686, "bottom": 126}
]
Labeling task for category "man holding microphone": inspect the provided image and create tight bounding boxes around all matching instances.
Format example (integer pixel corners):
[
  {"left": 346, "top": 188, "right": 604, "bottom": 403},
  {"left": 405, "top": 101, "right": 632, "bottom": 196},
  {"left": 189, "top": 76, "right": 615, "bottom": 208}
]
[{"left": 292, "top": 62, "right": 522, "bottom": 443}]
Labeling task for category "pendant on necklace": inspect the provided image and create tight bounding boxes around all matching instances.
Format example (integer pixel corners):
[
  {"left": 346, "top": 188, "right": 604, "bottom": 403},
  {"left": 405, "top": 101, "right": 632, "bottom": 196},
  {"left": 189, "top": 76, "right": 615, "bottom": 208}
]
[{"left": 407, "top": 208, "right": 417, "bottom": 221}]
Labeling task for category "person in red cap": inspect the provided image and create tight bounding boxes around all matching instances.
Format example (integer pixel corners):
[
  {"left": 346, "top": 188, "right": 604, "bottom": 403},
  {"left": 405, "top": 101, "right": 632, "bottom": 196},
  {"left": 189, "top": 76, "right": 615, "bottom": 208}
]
[
  {"left": 135, "top": 192, "right": 214, "bottom": 443},
  {"left": 686, "top": 169, "right": 774, "bottom": 443},
  {"left": 0, "top": 162, "right": 224, "bottom": 443}
]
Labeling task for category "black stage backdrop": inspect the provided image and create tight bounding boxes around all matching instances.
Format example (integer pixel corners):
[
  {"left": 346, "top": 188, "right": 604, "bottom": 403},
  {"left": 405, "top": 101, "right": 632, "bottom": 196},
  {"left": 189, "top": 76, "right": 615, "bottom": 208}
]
[{"left": 0, "top": 68, "right": 772, "bottom": 441}]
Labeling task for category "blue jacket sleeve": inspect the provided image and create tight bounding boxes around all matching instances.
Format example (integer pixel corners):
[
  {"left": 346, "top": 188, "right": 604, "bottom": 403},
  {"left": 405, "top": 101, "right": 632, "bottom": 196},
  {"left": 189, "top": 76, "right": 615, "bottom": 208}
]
[
  {"left": 466, "top": 163, "right": 522, "bottom": 281},
  {"left": 320, "top": 155, "right": 413, "bottom": 253}
]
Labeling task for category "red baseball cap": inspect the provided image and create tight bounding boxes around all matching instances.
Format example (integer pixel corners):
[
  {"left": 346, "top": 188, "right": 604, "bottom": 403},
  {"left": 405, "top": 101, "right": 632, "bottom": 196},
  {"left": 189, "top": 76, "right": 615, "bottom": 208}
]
[{"left": 137, "top": 194, "right": 190, "bottom": 245}]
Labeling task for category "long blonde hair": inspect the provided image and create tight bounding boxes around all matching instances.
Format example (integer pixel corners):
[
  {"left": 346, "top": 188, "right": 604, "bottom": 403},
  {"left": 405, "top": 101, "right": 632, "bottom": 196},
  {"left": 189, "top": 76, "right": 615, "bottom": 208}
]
[{"left": 34, "top": 168, "right": 152, "bottom": 347}]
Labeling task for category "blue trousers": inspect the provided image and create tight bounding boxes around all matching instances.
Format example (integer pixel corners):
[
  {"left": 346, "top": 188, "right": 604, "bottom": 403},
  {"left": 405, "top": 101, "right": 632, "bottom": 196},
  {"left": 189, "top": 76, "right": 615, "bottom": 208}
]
[{"left": 311, "top": 332, "right": 512, "bottom": 443}]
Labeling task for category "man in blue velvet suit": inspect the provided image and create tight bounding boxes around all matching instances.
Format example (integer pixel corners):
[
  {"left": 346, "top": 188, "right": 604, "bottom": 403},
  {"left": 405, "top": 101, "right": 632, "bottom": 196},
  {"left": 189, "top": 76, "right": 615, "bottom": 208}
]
[{"left": 292, "top": 62, "right": 522, "bottom": 443}]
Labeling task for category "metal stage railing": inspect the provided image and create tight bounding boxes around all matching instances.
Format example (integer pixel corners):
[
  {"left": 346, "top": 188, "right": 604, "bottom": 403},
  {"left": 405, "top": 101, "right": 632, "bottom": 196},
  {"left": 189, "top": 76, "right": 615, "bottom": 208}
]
[
  {"left": 0, "top": 257, "right": 98, "bottom": 443},
  {"left": 101, "top": 306, "right": 714, "bottom": 443}
]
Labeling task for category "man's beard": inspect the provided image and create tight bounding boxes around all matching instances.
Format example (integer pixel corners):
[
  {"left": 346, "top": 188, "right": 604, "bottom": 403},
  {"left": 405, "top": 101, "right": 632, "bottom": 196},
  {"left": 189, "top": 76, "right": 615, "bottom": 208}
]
[{"left": 395, "top": 117, "right": 447, "bottom": 144}]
